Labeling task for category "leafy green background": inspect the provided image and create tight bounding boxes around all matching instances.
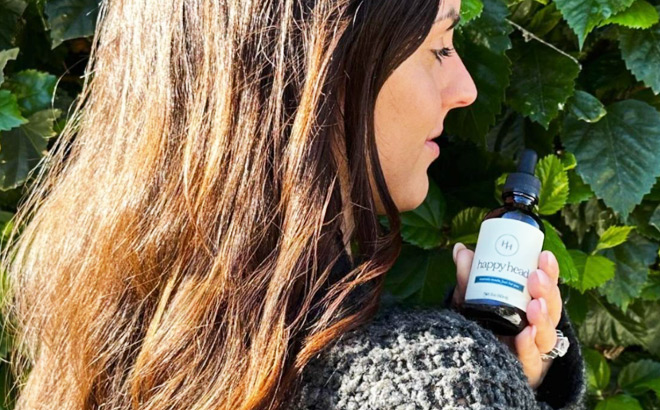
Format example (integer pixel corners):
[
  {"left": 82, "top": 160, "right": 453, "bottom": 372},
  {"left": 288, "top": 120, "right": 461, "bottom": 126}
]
[{"left": 1, "top": 0, "right": 660, "bottom": 408}]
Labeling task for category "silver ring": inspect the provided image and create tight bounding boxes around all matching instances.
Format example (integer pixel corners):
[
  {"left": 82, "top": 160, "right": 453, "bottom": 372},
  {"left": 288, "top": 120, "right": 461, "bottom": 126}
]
[{"left": 540, "top": 329, "right": 570, "bottom": 361}]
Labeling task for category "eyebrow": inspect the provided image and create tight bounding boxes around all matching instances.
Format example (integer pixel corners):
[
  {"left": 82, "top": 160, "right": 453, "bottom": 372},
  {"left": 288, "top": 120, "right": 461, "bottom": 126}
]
[{"left": 433, "top": 8, "right": 461, "bottom": 30}]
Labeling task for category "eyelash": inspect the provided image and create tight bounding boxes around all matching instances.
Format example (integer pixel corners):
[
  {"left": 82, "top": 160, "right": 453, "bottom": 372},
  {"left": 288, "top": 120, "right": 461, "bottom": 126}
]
[{"left": 433, "top": 47, "right": 455, "bottom": 63}]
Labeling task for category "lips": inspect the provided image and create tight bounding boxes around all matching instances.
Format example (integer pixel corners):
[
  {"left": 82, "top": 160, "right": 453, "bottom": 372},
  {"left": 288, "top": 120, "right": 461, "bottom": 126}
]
[
  {"left": 425, "top": 139, "right": 440, "bottom": 157},
  {"left": 426, "top": 128, "right": 444, "bottom": 141}
]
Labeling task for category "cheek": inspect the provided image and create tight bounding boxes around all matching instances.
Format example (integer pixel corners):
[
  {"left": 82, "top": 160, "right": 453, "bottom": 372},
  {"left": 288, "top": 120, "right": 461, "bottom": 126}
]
[
  {"left": 374, "top": 62, "right": 440, "bottom": 166},
  {"left": 376, "top": 64, "right": 439, "bottom": 139},
  {"left": 373, "top": 62, "right": 441, "bottom": 210}
]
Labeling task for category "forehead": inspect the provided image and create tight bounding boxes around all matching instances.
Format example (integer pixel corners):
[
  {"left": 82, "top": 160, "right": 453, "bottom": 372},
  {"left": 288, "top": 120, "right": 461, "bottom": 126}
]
[
  {"left": 429, "top": 0, "right": 460, "bottom": 35},
  {"left": 436, "top": 0, "right": 461, "bottom": 20}
]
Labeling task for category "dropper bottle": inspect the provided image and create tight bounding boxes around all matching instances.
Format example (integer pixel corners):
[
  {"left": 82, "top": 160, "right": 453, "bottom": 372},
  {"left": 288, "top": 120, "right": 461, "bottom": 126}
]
[{"left": 459, "top": 149, "right": 546, "bottom": 336}]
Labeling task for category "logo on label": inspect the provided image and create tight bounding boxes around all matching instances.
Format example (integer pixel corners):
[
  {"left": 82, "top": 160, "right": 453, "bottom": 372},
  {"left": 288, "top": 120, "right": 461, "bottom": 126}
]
[{"left": 495, "top": 234, "right": 519, "bottom": 256}]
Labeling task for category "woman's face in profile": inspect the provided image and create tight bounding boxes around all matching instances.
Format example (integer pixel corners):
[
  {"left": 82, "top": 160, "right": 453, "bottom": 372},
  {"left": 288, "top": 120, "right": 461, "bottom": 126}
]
[{"left": 373, "top": 0, "right": 477, "bottom": 214}]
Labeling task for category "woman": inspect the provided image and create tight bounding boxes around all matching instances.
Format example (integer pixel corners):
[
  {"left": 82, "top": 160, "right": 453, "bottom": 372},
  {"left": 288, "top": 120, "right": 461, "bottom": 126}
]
[{"left": 1, "top": 0, "right": 585, "bottom": 408}]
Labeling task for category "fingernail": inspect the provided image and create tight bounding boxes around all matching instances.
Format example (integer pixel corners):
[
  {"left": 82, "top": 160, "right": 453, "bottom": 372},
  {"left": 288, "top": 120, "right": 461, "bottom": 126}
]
[
  {"left": 539, "top": 297, "right": 548, "bottom": 315},
  {"left": 531, "top": 325, "right": 537, "bottom": 341},
  {"left": 453, "top": 242, "right": 464, "bottom": 261},
  {"left": 537, "top": 270, "right": 550, "bottom": 289},
  {"left": 547, "top": 251, "right": 557, "bottom": 267}
]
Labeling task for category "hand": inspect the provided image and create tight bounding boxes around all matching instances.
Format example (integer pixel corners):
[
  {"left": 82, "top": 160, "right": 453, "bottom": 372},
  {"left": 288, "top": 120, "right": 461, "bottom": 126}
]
[{"left": 451, "top": 243, "right": 563, "bottom": 390}]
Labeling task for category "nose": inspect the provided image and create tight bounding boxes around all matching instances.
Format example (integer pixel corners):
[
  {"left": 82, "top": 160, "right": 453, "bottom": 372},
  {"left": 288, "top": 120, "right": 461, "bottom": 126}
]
[{"left": 445, "top": 56, "right": 478, "bottom": 109}]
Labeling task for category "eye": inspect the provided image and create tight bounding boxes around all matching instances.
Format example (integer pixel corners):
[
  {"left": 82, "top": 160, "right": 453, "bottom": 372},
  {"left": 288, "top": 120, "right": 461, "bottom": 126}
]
[{"left": 433, "top": 47, "right": 455, "bottom": 63}]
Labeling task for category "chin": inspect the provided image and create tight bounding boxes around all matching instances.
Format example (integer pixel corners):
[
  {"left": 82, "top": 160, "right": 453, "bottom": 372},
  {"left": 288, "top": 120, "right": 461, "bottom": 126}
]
[{"left": 398, "top": 177, "right": 429, "bottom": 213}]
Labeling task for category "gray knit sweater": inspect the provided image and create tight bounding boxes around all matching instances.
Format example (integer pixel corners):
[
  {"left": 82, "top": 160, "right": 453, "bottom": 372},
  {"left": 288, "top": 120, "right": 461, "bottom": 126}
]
[{"left": 289, "top": 252, "right": 587, "bottom": 409}]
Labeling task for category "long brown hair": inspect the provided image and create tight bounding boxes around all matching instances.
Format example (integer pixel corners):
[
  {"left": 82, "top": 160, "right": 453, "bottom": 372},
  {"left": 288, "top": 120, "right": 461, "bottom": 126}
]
[{"left": 1, "top": 0, "right": 439, "bottom": 408}]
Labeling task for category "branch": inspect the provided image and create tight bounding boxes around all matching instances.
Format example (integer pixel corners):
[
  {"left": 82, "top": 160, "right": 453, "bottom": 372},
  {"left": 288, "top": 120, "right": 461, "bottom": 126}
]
[{"left": 505, "top": 18, "right": 581, "bottom": 68}]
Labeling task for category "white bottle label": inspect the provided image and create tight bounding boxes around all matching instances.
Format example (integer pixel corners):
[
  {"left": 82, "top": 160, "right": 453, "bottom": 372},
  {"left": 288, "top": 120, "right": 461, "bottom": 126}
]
[{"left": 464, "top": 218, "right": 545, "bottom": 312}]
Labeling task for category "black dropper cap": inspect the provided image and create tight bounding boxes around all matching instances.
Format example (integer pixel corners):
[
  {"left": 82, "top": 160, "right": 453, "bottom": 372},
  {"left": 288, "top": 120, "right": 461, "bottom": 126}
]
[{"left": 502, "top": 149, "right": 541, "bottom": 201}]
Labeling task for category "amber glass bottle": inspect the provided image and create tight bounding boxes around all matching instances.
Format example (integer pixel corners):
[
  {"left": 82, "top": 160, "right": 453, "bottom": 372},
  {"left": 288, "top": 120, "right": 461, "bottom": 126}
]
[{"left": 459, "top": 149, "right": 546, "bottom": 336}]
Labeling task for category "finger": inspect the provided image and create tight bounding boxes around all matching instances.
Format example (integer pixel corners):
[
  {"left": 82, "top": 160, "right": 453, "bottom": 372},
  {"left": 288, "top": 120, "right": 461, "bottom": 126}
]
[
  {"left": 526, "top": 297, "right": 558, "bottom": 353},
  {"left": 528, "top": 269, "right": 563, "bottom": 326},
  {"left": 452, "top": 243, "right": 473, "bottom": 306},
  {"left": 538, "top": 251, "right": 559, "bottom": 285},
  {"left": 452, "top": 242, "right": 466, "bottom": 261},
  {"left": 514, "top": 325, "right": 543, "bottom": 388}
]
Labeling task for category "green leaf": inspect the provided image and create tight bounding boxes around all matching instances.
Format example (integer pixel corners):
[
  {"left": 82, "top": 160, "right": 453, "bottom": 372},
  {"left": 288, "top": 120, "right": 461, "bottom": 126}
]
[
  {"left": 583, "top": 347, "right": 611, "bottom": 393},
  {"left": 535, "top": 154, "right": 569, "bottom": 215},
  {"left": 399, "top": 180, "right": 446, "bottom": 250},
  {"left": 644, "top": 178, "right": 660, "bottom": 201},
  {"left": 641, "top": 272, "right": 660, "bottom": 301},
  {"left": 632, "top": 87, "right": 660, "bottom": 113},
  {"left": 0, "top": 210, "right": 14, "bottom": 244},
  {"left": 2, "top": 69, "right": 58, "bottom": 117},
  {"left": 580, "top": 296, "right": 634, "bottom": 344},
  {"left": 542, "top": 220, "right": 579, "bottom": 283},
  {"left": 554, "top": 0, "right": 635, "bottom": 49},
  {"left": 493, "top": 172, "right": 508, "bottom": 203},
  {"left": 384, "top": 245, "right": 456, "bottom": 306},
  {"left": 0, "top": 90, "right": 27, "bottom": 132},
  {"left": 638, "top": 395, "right": 660, "bottom": 410},
  {"left": 460, "top": 0, "right": 484, "bottom": 24},
  {"left": 527, "top": 3, "right": 564, "bottom": 37},
  {"left": 449, "top": 207, "right": 489, "bottom": 245},
  {"left": 595, "top": 394, "right": 643, "bottom": 410},
  {"left": 486, "top": 111, "right": 526, "bottom": 161},
  {"left": 45, "top": 0, "right": 100, "bottom": 49},
  {"left": 618, "top": 359, "right": 660, "bottom": 396},
  {"left": 460, "top": 0, "right": 512, "bottom": 54},
  {"left": 619, "top": 19, "right": 660, "bottom": 94},
  {"left": 563, "top": 100, "right": 660, "bottom": 219},
  {"left": 594, "top": 225, "right": 635, "bottom": 253},
  {"left": 627, "top": 201, "right": 660, "bottom": 242},
  {"left": 602, "top": 0, "right": 659, "bottom": 29},
  {"left": 568, "top": 249, "right": 616, "bottom": 292},
  {"left": 567, "top": 171, "right": 594, "bottom": 204},
  {"left": 563, "top": 197, "right": 618, "bottom": 244},
  {"left": 560, "top": 151, "right": 577, "bottom": 171},
  {"left": 0, "top": 0, "right": 28, "bottom": 50},
  {"left": 0, "top": 108, "right": 61, "bottom": 190},
  {"left": 566, "top": 90, "right": 607, "bottom": 123},
  {"left": 487, "top": 110, "right": 558, "bottom": 163},
  {"left": 578, "top": 295, "right": 660, "bottom": 356},
  {"left": 0, "top": 320, "right": 10, "bottom": 359},
  {"left": 566, "top": 286, "right": 589, "bottom": 325},
  {"left": 0, "top": 47, "right": 19, "bottom": 86},
  {"left": 651, "top": 204, "right": 660, "bottom": 233},
  {"left": 444, "top": 0, "right": 513, "bottom": 146},
  {"left": 581, "top": 50, "right": 638, "bottom": 99},
  {"left": 506, "top": 39, "right": 580, "bottom": 129},
  {"left": 599, "top": 233, "right": 659, "bottom": 311}
]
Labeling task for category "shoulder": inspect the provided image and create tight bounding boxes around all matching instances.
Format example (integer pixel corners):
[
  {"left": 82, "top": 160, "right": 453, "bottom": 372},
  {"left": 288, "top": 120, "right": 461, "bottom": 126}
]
[{"left": 290, "top": 303, "right": 541, "bottom": 409}]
